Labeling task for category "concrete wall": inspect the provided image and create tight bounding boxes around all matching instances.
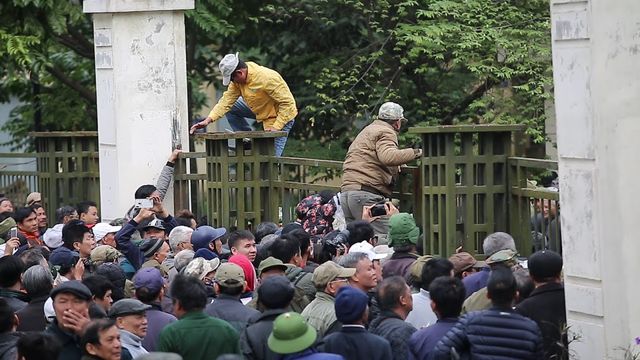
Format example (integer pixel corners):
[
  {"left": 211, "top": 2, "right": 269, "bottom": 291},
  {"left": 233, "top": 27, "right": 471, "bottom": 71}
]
[
  {"left": 84, "top": 0, "right": 194, "bottom": 221},
  {"left": 551, "top": 0, "right": 640, "bottom": 358}
]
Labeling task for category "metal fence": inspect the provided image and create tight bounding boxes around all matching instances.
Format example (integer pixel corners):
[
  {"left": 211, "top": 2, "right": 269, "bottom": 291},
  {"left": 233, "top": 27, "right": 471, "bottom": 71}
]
[
  {"left": 0, "top": 132, "right": 100, "bottom": 221},
  {"left": 0, "top": 128, "right": 561, "bottom": 257}
]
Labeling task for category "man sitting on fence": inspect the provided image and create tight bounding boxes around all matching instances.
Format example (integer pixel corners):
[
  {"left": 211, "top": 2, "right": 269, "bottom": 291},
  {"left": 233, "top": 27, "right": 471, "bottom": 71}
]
[{"left": 340, "top": 102, "right": 421, "bottom": 236}]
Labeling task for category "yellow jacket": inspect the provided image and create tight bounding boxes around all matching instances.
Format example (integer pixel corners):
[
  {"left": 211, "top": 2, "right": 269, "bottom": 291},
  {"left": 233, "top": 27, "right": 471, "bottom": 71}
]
[{"left": 207, "top": 62, "right": 298, "bottom": 130}]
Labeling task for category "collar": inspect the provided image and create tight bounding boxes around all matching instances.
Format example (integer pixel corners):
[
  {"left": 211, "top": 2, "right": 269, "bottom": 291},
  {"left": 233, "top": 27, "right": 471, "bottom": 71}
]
[
  {"left": 315, "top": 291, "right": 336, "bottom": 302},
  {"left": 148, "top": 302, "right": 163, "bottom": 311},
  {"left": 216, "top": 294, "right": 243, "bottom": 303},
  {"left": 379, "top": 310, "right": 404, "bottom": 321},
  {"left": 255, "top": 308, "right": 287, "bottom": 322},
  {"left": 373, "top": 119, "right": 397, "bottom": 132},
  {"left": 530, "top": 282, "right": 564, "bottom": 296},
  {"left": 390, "top": 252, "right": 418, "bottom": 260},
  {"left": 0, "top": 288, "right": 30, "bottom": 302},
  {"left": 437, "top": 317, "right": 459, "bottom": 323},
  {"left": 341, "top": 324, "right": 366, "bottom": 331},
  {"left": 489, "top": 306, "right": 516, "bottom": 314},
  {"left": 418, "top": 289, "right": 430, "bottom": 298},
  {"left": 180, "top": 311, "right": 208, "bottom": 320},
  {"left": 245, "top": 62, "right": 258, "bottom": 85},
  {"left": 119, "top": 329, "right": 143, "bottom": 345},
  {"left": 48, "top": 320, "right": 79, "bottom": 344}
]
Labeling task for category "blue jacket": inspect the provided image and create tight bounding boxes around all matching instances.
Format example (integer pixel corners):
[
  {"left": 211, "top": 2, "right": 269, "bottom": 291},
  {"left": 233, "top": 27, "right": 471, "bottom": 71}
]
[
  {"left": 431, "top": 307, "right": 543, "bottom": 360},
  {"left": 408, "top": 318, "right": 458, "bottom": 360},
  {"left": 320, "top": 325, "right": 392, "bottom": 360},
  {"left": 280, "top": 349, "right": 344, "bottom": 360},
  {"left": 115, "top": 215, "right": 177, "bottom": 270}
]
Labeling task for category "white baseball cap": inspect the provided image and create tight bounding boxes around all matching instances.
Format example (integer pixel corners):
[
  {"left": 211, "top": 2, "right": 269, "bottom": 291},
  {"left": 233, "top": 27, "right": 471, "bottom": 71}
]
[
  {"left": 349, "top": 241, "right": 387, "bottom": 261},
  {"left": 93, "top": 223, "right": 122, "bottom": 243},
  {"left": 219, "top": 52, "right": 240, "bottom": 86}
]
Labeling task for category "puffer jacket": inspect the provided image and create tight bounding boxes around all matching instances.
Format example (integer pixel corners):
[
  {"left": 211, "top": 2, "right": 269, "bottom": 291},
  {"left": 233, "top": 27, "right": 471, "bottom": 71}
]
[
  {"left": 431, "top": 307, "right": 543, "bottom": 360},
  {"left": 341, "top": 120, "right": 416, "bottom": 197},
  {"left": 368, "top": 311, "right": 416, "bottom": 360}
]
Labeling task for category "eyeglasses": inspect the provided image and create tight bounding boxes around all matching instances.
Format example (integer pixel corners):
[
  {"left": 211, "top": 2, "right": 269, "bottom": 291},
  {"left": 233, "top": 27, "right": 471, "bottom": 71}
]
[{"left": 330, "top": 278, "right": 349, "bottom": 284}]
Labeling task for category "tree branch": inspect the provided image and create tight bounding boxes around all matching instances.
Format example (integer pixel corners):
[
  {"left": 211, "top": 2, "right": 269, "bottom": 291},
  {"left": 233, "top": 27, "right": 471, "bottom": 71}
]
[
  {"left": 45, "top": 65, "right": 96, "bottom": 104},
  {"left": 440, "top": 78, "right": 498, "bottom": 125}
]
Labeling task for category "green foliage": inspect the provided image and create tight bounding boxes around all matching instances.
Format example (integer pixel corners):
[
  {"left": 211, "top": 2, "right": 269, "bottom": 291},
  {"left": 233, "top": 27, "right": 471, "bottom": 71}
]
[
  {"left": 0, "top": 0, "right": 96, "bottom": 149},
  {"left": 0, "top": 0, "right": 552, "bottom": 150}
]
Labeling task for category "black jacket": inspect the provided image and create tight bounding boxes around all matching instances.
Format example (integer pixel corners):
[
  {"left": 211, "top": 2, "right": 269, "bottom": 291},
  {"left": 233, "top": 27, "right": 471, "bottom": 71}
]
[
  {"left": 431, "top": 307, "right": 543, "bottom": 360},
  {"left": 16, "top": 295, "right": 48, "bottom": 332},
  {"left": 239, "top": 309, "right": 287, "bottom": 360},
  {"left": 516, "top": 282, "right": 568, "bottom": 359},
  {"left": 369, "top": 311, "right": 416, "bottom": 360},
  {"left": 0, "top": 332, "right": 20, "bottom": 360},
  {"left": 204, "top": 294, "right": 260, "bottom": 333},
  {"left": 45, "top": 320, "right": 83, "bottom": 360},
  {"left": 320, "top": 325, "right": 392, "bottom": 360}
]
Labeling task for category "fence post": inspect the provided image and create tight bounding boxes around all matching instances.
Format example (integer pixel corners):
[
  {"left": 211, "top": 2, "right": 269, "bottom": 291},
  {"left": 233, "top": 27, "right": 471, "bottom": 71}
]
[
  {"left": 31, "top": 132, "right": 100, "bottom": 221},
  {"left": 409, "top": 125, "right": 525, "bottom": 257},
  {"left": 194, "top": 131, "right": 285, "bottom": 230}
]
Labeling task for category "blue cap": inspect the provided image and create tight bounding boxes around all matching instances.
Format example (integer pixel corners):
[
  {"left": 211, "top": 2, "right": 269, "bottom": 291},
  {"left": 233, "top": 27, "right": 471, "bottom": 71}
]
[
  {"left": 334, "top": 286, "right": 369, "bottom": 324},
  {"left": 191, "top": 226, "right": 226, "bottom": 251},
  {"left": 133, "top": 267, "right": 164, "bottom": 293},
  {"left": 49, "top": 247, "right": 79, "bottom": 267}
]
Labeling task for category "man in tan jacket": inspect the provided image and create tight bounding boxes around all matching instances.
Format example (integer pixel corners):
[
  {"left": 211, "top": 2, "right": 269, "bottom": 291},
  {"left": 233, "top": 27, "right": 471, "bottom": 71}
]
[{"left": 341, "top": 102, "right": 421, "bottom": 235}]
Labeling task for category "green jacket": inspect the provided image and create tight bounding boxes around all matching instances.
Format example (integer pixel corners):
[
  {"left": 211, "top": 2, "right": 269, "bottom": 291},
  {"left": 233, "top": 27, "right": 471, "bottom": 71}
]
[
  {"left": 158, "top": 311, "right": 240, "bottom": 360},
  {"left": 300, "top": 291, "right": 337, "bottom": 338},
  {"left": 461, "top": 287, "right": 492, "bottom": 314}
]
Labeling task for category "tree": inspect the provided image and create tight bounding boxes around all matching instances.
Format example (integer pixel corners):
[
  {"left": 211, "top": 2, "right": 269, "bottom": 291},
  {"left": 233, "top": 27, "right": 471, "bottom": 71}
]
[
  {"left": 0, "top": 0, "right": 96, "bottom": 149},
  {"left": 251, "top": 0, "right": 552, "bottom": 144}
]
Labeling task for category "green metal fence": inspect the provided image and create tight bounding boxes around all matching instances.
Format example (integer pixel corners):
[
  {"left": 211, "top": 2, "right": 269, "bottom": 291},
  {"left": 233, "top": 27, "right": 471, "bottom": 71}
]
[
  {"left": 0, "top": 132, "right": 100, "bottom": 221},
  {"left": 508, "top": 157, "right": 560, "bottom": 255},
  {"left": 0, "top": 127, "right": 561, "bottom": 257},
  {"left": 409, "top": 125, "right": 526, "bottom": 258}
]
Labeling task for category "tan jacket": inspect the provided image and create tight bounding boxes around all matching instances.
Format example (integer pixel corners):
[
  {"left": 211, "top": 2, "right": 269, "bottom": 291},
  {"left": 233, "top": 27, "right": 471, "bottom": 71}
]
[{"left": 341, "top": 120, "right": 416, "bottom": 196}]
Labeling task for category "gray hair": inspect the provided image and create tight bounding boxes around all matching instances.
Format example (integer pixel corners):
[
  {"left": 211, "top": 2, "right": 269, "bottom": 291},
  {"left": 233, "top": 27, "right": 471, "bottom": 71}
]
[
  {"left": 337, "top": 252, "right": 369, "bottom": 268},
  {"left": 55, "top": 205, "right": 77, "bottom": 224},
  {"left": 168, "top": 226, "right": 194, "bottom": 252},
  {"left": 174, "top": 249, "right": 195, "bottom": 272},
  {"left": 22, "top": 265, "right": 53, "bottom": 298},
  {"left": 482, "top": 232, "right": 516, "bottom": 256}
]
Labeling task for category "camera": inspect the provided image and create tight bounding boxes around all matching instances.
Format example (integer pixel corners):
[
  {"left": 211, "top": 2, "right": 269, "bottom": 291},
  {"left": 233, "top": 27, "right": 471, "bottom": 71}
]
[
  {"left": 320, "top": 229, "right": 351, "bottom": 261},
  {"left": 370, "top": 202, "right": 387, "bottom": 217},
  {"left": 134, "top": 198, "right": 153, "bottom": 209},
  {"left": 9, "top": 227, "right": 18, "bottom": 239}
]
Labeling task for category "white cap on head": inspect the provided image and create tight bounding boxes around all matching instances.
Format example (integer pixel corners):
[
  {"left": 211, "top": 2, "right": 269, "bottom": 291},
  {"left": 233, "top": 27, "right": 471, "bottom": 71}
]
[
  {"left": 219, "top": 52, "right": 240, "bottom": 86},
  {"left": 349, "top": 241, "right": 387, "bottom": 261}
]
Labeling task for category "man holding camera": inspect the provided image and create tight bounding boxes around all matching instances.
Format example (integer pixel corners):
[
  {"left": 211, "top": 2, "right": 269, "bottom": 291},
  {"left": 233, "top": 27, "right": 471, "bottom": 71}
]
[{"left": 341, "top": 102, "right": 421, "bottom": 236}]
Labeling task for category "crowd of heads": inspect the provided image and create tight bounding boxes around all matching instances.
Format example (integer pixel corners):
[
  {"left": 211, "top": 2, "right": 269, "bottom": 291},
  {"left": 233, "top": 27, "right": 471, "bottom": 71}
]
[{"left": 0, "top": 186, "right": 567, "bottom": 360}]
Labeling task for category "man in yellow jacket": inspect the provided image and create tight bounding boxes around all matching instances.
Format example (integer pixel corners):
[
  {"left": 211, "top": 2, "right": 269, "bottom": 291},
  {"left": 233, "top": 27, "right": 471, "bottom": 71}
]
[{"left": 190, "top": 53, "right": 297, "bottom": 157}]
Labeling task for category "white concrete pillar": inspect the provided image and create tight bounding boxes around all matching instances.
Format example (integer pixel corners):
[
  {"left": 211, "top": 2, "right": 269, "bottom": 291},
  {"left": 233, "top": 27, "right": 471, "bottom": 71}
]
[
  {"left": 551, "top": 0, "right": 640, "bottom": 358},
  {"left": 84, "top": 0, "right": 194, "bottom": 221}
]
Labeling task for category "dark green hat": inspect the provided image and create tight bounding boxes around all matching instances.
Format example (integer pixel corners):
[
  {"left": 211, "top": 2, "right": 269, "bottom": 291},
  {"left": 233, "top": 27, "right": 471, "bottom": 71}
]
[
  {"left": 268, "top": 312, "right": 317, "bottom": 354},
  {"left": 388, "top": 213, "right": 420, "bottom": 247}
]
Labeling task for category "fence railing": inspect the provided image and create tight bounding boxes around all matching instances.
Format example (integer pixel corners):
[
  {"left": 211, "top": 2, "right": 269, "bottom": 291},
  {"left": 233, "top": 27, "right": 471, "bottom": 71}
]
[
  {"left": 0, "top": 128, "right": 561, "bottom": 257},
  {"left": 0, "top": 132, "right": 100, "bottom": 221},
  {"left": 508, "top": 157, "right": 561, "bottom": 254}
]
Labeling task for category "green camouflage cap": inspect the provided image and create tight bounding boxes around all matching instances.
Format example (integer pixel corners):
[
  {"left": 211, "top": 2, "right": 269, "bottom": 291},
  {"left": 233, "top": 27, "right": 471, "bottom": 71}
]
[
  {"left": 378, "top": 102, "right": 408, "bottom": 122},
  {"left": 258, "top": 256, "right": 288, "bottom": 276},
  {"left": 388, "top": 213, "right": 420, "bottom": 247},
  {"left": 90, "top": 245, "right": 122, "bottom": 265},
  {"left": 485, "top": 249, "right": 518, "bottom": 266}
]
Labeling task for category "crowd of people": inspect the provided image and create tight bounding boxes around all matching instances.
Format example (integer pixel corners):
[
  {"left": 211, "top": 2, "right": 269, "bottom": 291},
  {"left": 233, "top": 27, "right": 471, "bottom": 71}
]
[
  {"left": 0, "top": 186, "right": 567, "bottom": 360},
  {"left": 0, "top": 54, "right": 568, "bottom": 360}
]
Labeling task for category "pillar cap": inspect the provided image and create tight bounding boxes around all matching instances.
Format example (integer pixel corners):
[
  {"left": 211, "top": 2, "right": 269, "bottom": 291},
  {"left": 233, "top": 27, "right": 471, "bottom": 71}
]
[{"left": 83, "top": 0, "right": 194, "bottom": 14}]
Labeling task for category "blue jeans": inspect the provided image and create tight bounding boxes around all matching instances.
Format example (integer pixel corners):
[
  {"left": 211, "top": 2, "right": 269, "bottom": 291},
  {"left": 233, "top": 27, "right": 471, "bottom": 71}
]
[{"left": 225, "top": 97, "right": 294, "bottom": 157}]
